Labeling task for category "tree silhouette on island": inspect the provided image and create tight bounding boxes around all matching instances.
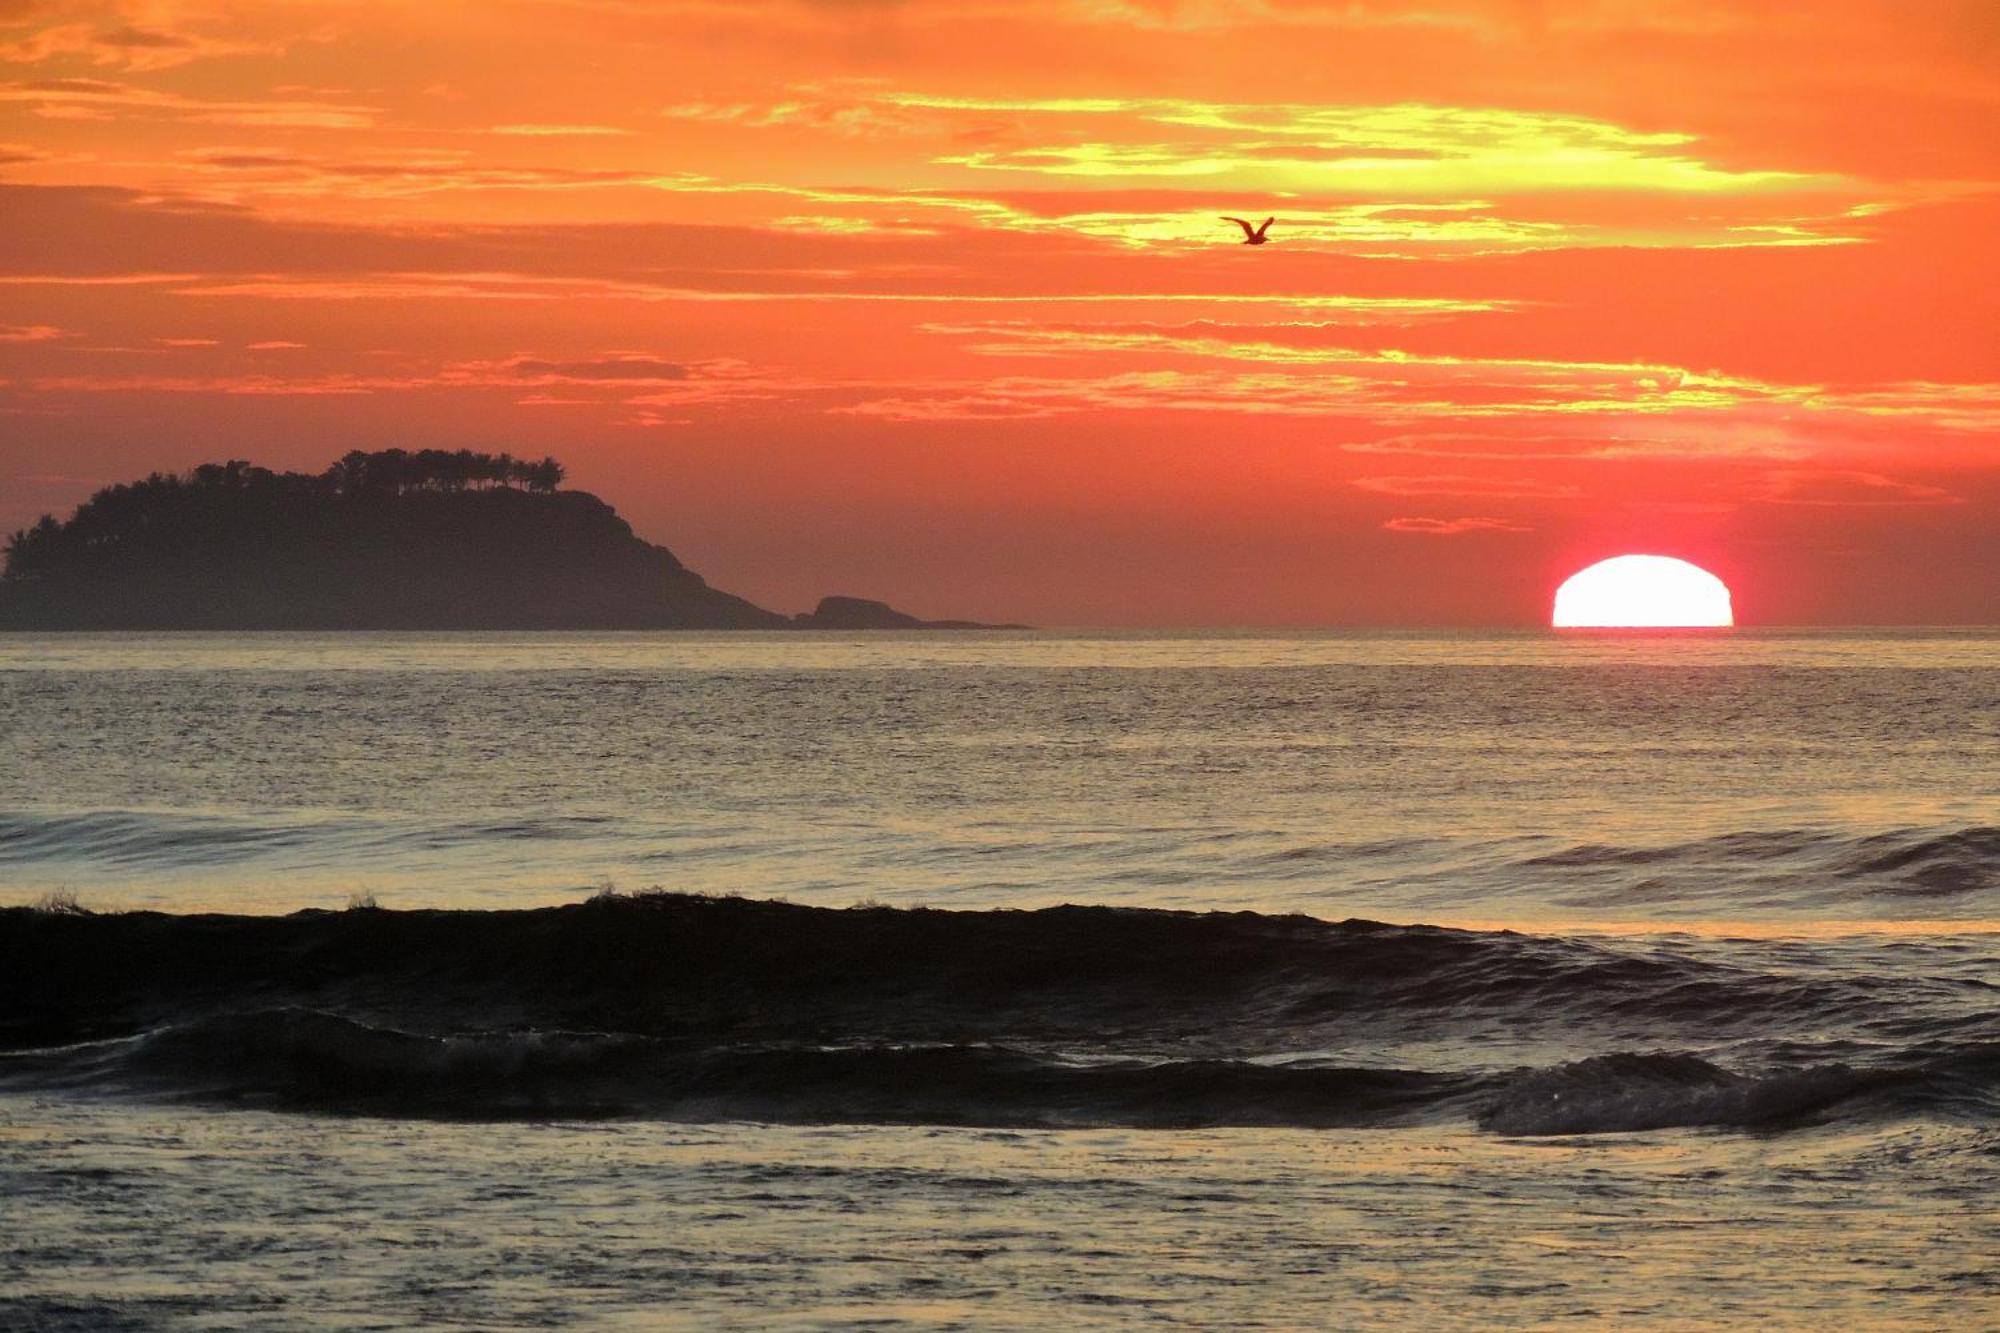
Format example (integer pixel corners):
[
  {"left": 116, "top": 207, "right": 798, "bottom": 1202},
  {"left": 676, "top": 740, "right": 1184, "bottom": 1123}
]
[{"left": 0, "top": 449, "right": 1014, "bottom": 630}]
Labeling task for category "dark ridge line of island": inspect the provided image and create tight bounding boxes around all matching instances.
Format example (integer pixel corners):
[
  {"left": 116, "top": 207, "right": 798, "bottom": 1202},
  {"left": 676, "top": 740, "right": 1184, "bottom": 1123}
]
[{"left": 0, "top": 449, "right": 1023, "bottom": 631}]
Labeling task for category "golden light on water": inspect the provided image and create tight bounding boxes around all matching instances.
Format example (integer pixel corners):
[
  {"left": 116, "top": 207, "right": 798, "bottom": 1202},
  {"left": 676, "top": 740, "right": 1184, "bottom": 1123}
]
[{"left": 1553, "top": 555, "right": 1734, "bottom": 628}]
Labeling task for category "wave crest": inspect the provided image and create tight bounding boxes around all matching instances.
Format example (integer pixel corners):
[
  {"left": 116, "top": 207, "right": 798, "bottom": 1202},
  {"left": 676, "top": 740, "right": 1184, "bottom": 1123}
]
[
  {"left": 3, "top": 895, "right": 1994, "bottom": 1132},
  {"left": 1476, "top": 1053, "right": 1892, "bottom": 1136},
  {"left": 9, "top": 1009, "right": 1992, "bottom": 1134}
]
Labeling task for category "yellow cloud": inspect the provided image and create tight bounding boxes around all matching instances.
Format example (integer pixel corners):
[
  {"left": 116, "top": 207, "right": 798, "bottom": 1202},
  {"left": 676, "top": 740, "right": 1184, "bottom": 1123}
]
[
  {"left": 0, "top": 77, "right": 377, "bottom": 128},
  {"left": 994, "top": 202, "right": 1859, "bottom": 253},
  {"left": 490, "top": 124, "right": 635, "bottom": 137},
  {"left": 901, "top": 95, "right": 1830, "bottom": 194}
]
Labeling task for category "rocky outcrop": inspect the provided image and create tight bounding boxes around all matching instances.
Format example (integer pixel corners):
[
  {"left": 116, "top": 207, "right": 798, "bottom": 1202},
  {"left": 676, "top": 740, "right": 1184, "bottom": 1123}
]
[
  {"left": 792, "top": 596, "right": 1018, "bottom": 630},
  {"left": 0, "top": 453, "right": 1015, "bottom": 631}
]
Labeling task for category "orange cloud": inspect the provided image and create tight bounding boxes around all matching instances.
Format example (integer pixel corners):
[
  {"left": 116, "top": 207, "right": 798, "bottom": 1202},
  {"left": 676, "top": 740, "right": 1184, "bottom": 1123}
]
[
  {"left": 490, "top": 124, "right": 634, "bottom": 137},
  {"left": 1751, "top": 470, "right": 1962, "bottom": 506},
  {"left": 0, "top": 77, "right": 375, "bottom": 127},
  {"left": 0, "top": 17, "right": 279, "bottom": 72},
  {"left": 23, "top": 372, "right": 422, "bottom": 396},
  {"left": 1353, "top": 475, "right": 1582, "bottom": 498},
  {"left": 1382, "top": 516, "right": 1534, "bottom": 534},
  {"left": 449, "top": 354, "right": 698, "bottom": 385}
]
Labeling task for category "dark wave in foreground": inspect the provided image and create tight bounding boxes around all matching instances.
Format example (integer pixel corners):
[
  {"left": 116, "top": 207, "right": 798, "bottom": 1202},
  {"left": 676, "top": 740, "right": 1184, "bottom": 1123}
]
[
  {"left": 6, "top": 1008, "right": 1993, "bottom": 1136},
  {"left": 3, "top": 894, "right": 1994, "bottom": 1133}
]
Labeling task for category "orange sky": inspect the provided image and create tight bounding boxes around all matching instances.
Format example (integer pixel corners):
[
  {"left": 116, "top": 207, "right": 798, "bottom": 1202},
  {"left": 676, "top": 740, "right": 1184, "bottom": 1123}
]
[{"left": 2, "top": 0, "right": 1995, "bottom": 624}]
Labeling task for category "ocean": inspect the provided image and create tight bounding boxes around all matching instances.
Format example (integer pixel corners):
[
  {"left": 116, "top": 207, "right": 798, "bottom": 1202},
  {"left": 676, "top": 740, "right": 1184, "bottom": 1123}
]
[{"left": 2, "top": 629, "right": 1995, "bottom": 1329}]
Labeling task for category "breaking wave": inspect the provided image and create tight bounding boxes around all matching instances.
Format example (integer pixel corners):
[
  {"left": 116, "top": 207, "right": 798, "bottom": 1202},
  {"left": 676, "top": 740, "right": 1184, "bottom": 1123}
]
[
  {"left": 2, "top": 894, "right": 1994, "bottom": 1133},
  {"left": 6, "top": 1009, "right": 1991, "bottom": 1133}
]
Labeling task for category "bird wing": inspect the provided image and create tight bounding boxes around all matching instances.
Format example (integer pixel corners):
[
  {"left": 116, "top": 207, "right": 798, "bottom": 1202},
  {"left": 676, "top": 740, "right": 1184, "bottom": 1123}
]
[
  {"left": 1220, "top": 216, "right": 1257, "bottom": 237},
  {"left": 1256, "top": 217, "right": 1275, "bottom": 237}
]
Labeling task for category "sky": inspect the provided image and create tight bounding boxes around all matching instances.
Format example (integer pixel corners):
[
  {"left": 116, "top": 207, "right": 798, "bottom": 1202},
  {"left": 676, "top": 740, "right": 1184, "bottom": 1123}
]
[{"left": 1, "top": 0, "right": 1995, "bottom": 625}]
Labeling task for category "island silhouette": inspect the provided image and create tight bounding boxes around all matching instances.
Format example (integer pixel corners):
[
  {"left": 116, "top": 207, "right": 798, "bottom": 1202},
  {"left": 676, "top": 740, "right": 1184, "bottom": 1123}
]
[{"left": 0, "top": 449, "right": 1015, "bottom": 630}]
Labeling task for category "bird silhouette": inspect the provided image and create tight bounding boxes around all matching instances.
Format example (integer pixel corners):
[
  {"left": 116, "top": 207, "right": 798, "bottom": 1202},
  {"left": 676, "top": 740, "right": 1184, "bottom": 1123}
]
[{"left": 1222, "top": 215, "right": 1275, "bottom": 245}]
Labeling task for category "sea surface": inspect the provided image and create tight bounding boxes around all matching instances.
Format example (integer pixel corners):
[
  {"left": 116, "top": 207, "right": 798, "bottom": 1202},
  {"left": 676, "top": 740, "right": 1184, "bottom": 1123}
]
[{"left": 1, "top": 629, "right": 1995, "bottom": 1329}]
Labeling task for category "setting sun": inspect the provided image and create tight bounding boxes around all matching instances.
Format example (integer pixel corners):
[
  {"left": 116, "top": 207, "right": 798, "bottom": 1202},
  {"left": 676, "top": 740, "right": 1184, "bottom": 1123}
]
[{"left": 1552, "top": 555, "right": 1734, "bottom": 628}]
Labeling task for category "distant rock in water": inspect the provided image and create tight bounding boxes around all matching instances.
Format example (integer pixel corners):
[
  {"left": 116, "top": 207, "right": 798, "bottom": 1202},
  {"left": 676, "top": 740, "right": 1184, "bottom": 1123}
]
[
  {"left": 793, "top": 596, "right": 1020, "bottom": 630},
  {"left": 0, "top": 450, "right": 1011, "bottom": 631}
]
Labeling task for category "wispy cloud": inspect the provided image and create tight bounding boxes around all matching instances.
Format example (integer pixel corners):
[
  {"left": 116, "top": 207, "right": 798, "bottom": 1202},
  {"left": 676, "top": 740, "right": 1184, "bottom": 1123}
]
[
  {"left": 490, "top": 123, "right": 635, "bottom": 137},
  {"left": 177, "top": 147, "right": 655, "bottom": 198},
  {"left": 1354, "top": 475, "right": 1581, "bottom": 498},
  {"left": 1382, "top": 515, "right": 1535, "bottom": 534},
  {"left": 917, "top": 320, "right": 2000, "bottom": 431},
  {"left": 24, "top": 371, "right": 421, "bottom": 396},
  {"left": 0, "top": 77, "right": 375, "bottom": 128},
  {"left": 1751, "top": 469, "right": 1962, "bottom": 506},
  {"left": 717, "top": 91, "right": 1833, "bottom": 196},
  {"left": 0, "top": 18, "right": 281, "bottom": 72},
  {"left": 448, "top": 354, "right": 697, "bottom": 385},
  {"left": 643, "top": 98, "right": 1885, "bottom": 255}
]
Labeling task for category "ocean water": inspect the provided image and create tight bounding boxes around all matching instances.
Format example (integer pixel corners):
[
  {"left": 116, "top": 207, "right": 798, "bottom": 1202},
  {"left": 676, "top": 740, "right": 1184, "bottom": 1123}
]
[
  {"left": 2, "top": 629, "right": 1995, "bottom": 923},
  {"left": 1, "top": 629, "right": 1996, "bottom": 1329}
]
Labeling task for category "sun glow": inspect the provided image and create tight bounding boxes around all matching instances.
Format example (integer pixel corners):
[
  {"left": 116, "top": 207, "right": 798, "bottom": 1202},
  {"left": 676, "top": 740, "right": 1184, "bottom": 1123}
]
[{"left": 1552, "top": 555, "right": 1733, "bottom": 628}]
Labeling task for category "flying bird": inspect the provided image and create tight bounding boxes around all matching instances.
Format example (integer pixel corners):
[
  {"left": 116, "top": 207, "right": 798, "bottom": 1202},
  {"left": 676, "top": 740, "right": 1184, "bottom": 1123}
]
[{"left": 1222, "top": 215, "right": 1275, "bottom": 245}]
